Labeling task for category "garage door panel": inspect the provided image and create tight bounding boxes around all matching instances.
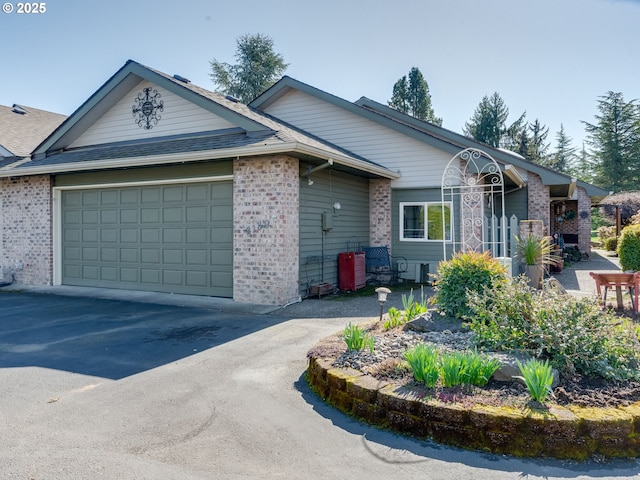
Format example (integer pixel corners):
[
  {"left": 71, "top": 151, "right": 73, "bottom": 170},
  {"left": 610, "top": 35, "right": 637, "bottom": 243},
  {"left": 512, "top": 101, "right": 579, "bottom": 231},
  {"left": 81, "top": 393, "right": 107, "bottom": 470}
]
[
  {"left": 186, "top": 206, "right": 208, "bottom": 222},
  {"left": 141, "top": 269, "right": 160, "bottom": 283},
  {"left": 101, "top": 267, "right": 117, "bottom": 281},
  {"left": 121, "top": 209, "right": 138, "bottom": 223},
  {"left": 187, "top": 228, "right": 207, "bottom": 243},
  {"left": 163, "top": 228, "right": 183, "bottom": 243},
  {"left": 120, "top": 229, "right": 138, "bottom": 243},
  {"left": 141, "top": 249, "right": 160, "bottom": 263},
  {"left": 163, "top": 270, "right": 183, "bottom": 285},
  {"left": 186, "top": 249, "right": 207, "bottom": 265},
  {"left": 101, "top": 190, "right": 118, "bottom": 204},
  {"left": 121, "top": 268, "right": 138, "bottom": 282},
  {"left": 101, "top": 248, "right": 118, "bottom": 262},
  {"left": 186, "top": 271, "right": 208, "bottom": 287},
  {"left": 101, "top": 229, "right": 118, "bottom": 242},
  {"left": 83, "top": 265, "right": 99, "bottom": 279},
  {"left": 83, "top": 211, "right": 99, "bottom": 224},
  {"left": 83, "top": 230, "right": 98, "bottom": 242},
  {"left": 141, "top": 229, "right": 160, "bottom": 243},
  {"left": 163, "top": 250, "right": 183, "bottom": 264},
  {"left": 65, "top": 230, "right": 81, "bottom": 242},
  {"left": 82, "top": 247, "right": 98, "bottom": 261},
  {"left": 163, "top": 207, "right": 183, "bottom": 223},
  {"left": 120, "top": 248, "right": 138, "bottom": 262},
  {"left": 121, "top": 190, "right": 139, "bottom": 203},
  {"left": 141, "top": 208, "right": 160, "bottom": 223},
  {"left": 101, "top": 210, "right": 118, "bottom": 223},
  {"left": 62, "top": 181, "right": 233, "bottom": 297}
]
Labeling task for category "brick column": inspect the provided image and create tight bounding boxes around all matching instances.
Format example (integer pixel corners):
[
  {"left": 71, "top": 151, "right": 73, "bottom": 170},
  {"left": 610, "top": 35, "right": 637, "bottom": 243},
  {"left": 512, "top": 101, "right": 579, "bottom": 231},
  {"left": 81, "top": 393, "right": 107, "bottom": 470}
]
[
  {"left": 527, "top": 173, "right": 550, "bottom": 235},
  {"left": 233, "top": 155, "right": 299, "bottom": 305},
  {"left": 577, "top": 187, "right": 592, "bottom": 255},
  {"left": 369, "top": 179, "right": 391, "bottom": 250},
  {"left": 0, "top": 175, "right": 53, "bottom": 285}
]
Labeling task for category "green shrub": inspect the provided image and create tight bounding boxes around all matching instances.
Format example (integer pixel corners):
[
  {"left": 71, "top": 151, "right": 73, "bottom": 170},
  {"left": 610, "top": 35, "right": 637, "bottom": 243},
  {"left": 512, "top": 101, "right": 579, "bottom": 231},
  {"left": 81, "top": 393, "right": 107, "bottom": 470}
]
[
  {"left": 466, "top": 276, "right": 640, "bottom": 381},
  {"left": 431, "top": 250, "right": 506, "bottom": 319},
  {"left": 603, "top": 236, "right": 618, "bottom": 251},
  {"left": 618, "top": 224, "right": 640, "bottom": 271},
  {"left": 403, "top": 343, "right": 440, "bottom": 387},
  {"left": 343, "top": 323, "right": 374, "bottom": 352},
  {"left": 515, "top": 358, "right": 554, "bottom": 403}
]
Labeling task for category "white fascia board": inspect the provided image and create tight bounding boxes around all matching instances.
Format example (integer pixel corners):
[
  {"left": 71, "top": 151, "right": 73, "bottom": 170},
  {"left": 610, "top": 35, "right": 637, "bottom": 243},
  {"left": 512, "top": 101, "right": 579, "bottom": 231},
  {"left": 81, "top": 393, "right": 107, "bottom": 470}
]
[
  {"left": 0, "top": 142, "right": 399, "bottom": 180},
  {"left": 504, "top": 164, "right": 526, "bottom": 188}
]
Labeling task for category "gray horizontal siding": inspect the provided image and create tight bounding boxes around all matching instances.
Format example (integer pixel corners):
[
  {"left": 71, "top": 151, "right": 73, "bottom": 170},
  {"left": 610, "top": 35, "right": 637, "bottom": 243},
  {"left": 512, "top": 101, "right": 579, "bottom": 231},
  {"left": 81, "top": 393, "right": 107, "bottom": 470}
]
[{"left": 299, "top": 168, "right": 369, "bottom": 296}]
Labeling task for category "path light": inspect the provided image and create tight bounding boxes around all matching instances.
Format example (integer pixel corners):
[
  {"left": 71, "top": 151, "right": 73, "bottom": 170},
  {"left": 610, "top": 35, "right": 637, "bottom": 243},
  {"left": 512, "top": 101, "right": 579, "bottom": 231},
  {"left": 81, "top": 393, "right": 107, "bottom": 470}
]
[{"left": 375, "top": 287, "right": 391, "bottom": 323}]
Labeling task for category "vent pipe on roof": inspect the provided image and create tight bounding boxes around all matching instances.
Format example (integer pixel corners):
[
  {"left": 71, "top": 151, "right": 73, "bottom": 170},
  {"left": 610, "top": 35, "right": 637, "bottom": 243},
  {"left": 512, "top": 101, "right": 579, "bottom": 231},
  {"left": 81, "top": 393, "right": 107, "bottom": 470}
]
[
  {"left": 173, "top": 74, "right": 191, "bottom": 83},
  {"left": 11, "top": 104, "right": 27, "bottom": 115}
]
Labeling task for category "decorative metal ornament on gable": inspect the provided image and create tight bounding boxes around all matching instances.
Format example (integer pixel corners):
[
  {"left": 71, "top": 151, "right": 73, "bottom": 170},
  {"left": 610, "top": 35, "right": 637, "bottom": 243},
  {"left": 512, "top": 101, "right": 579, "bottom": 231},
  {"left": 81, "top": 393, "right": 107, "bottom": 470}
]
[{"left": 132, "top": 87, "right": 164, "bottom": 129}]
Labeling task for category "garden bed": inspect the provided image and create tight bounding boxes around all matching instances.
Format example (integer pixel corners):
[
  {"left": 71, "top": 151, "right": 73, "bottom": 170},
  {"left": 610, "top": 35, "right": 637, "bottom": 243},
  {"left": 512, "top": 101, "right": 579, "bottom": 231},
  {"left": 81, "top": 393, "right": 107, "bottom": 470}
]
[{"left": 306, "top": 315, "right": 640, "bottom": 460}]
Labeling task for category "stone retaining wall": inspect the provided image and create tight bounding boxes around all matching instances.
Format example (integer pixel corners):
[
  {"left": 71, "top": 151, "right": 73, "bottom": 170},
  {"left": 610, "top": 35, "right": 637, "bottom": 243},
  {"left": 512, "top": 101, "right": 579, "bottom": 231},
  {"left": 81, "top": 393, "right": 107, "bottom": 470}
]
[{"left": 307, "top": 354, "right": 640, "bottom": 460}]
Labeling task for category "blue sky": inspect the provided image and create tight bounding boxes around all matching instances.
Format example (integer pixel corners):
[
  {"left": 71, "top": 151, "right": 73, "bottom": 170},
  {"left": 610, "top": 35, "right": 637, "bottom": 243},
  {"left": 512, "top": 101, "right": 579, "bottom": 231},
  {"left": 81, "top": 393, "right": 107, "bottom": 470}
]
[{"left": 1, "top": 0, "right": 638, "bottom": 151}]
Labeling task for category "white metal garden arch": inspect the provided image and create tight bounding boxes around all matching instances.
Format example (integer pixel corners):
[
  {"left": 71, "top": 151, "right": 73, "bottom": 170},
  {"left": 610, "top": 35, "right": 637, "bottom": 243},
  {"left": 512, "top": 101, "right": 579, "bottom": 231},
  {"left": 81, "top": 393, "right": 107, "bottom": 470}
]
[{"left": 441, "top": 148, "right": 507, "bottom": 260}]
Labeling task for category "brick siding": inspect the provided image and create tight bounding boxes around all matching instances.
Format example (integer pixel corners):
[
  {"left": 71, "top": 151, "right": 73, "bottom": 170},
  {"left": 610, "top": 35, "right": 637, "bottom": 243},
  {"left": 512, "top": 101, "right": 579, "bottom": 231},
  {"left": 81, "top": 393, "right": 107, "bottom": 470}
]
[
  {"left": 0, "top": 175, "right": 52, "bottom": 285},
  {"left": 233, "top": 155, "right": 300, "bottom": 305}
]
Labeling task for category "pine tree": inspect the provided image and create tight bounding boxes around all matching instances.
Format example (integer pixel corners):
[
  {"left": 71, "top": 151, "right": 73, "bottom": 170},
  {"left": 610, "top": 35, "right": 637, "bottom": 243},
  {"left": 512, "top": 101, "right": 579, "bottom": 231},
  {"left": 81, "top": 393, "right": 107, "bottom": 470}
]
[
  {"left": 463, "top": 92, "right": 509, "bottom": 147},
  {"left": 210, "top": 33, "right": 288, "bottom": 103},
  {"left": 388, "top": 67, "right": 442, "bottom": 125},
  {"left": 527, "top": 119, "right": 550, "bottom": 165},
  {"left": 550, "top": 124, "right": 577, "bottom": 173},
  {"left": 389, "top": 76, "right": 409, "bottom": 114},
  {"left": 583, "top": 91, "right": 640, "bottom": 192}
]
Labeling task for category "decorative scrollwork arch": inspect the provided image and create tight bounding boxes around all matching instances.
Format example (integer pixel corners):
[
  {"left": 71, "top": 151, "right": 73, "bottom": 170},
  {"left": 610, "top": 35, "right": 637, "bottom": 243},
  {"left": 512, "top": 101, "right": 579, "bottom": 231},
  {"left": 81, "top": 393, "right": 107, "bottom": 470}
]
[{"left": 441, "top": 148, "right": 507, "bottom": 260}]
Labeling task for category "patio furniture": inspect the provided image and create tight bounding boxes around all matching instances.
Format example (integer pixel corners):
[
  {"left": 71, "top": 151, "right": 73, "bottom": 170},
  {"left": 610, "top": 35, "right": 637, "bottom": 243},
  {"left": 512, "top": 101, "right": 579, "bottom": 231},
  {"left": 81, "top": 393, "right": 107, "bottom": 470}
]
[
  {"left": 589, "top": 271, "right": 640, "bottom": 312},
  {"left": 362, "top": 246, "right": 408, "bottom": 284}
]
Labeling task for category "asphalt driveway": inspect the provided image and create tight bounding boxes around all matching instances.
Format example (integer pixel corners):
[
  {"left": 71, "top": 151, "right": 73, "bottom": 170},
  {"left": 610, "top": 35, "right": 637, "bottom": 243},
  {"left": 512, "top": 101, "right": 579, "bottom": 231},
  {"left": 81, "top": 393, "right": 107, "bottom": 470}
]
[{"left": 1, "top": 287, "right": 640, "bottom": 479}]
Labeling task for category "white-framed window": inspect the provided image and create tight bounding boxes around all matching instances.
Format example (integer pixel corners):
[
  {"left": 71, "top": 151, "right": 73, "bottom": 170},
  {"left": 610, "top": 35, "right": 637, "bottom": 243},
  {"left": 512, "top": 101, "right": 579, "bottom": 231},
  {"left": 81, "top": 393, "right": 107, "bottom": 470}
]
[{"left": 400, "top": 202, "right": 452, "bottom": 242}]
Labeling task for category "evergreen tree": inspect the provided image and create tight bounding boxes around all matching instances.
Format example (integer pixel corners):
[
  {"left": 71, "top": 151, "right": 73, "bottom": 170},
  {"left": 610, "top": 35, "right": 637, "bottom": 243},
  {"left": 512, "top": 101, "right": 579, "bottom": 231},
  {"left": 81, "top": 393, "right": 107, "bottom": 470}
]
[
  {"left": 463, "top": 92, "right": 509, "bottom": 147},
  {"left": 583, "top": 91, "right": 640, "bottom": 192},
  {"left": 550, "top": 124, "right": 577, "bottom": 173},
  {"left": 388, "top": 67, "right": 442, "bottom": 125},
  {"left": 210, "top": 33, "right": 288, "bottom": 103},
  {"left": 389, "top": 76, "right": 409, "bottom": 114},
  {"left": 501, "top": 112, "right": 527, "bottom": 152},
  {"left": 527, "top": 119, "right": 550, "bottom": 165}
]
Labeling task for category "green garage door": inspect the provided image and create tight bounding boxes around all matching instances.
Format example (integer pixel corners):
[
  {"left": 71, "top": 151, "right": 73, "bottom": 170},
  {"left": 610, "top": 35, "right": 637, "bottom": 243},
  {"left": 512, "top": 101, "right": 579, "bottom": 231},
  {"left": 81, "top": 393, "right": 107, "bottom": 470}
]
[{"left": 61, "top": 181, "right": 233, "bottom": 297}]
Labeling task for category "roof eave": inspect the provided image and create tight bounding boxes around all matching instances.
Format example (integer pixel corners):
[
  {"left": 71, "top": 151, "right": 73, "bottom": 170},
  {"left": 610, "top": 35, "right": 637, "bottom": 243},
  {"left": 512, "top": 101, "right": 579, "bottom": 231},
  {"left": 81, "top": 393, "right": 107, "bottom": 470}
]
[{"left": 0, "top": 142, "right": 398, "bottom": 180}]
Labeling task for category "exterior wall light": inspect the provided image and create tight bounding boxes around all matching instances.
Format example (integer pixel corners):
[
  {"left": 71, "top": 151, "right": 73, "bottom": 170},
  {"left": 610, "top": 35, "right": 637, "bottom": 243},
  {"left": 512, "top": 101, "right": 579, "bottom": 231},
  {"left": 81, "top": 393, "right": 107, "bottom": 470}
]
[{"left": 333, "top": 201, "right": 341, "bottom": 212}]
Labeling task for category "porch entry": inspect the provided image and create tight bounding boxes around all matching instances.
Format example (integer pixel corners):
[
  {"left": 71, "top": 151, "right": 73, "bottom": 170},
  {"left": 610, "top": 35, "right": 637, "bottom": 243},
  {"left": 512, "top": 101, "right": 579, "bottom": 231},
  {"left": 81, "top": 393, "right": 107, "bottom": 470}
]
[{"left": 441, "top": 148, "right": 512, "bottom": 267}]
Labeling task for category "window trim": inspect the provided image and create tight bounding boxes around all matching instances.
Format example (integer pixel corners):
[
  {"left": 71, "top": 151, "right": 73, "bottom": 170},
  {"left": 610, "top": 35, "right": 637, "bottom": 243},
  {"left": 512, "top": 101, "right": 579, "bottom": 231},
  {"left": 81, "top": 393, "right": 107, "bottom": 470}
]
[{"left": 399, "top": 201, "right": 453, "bottom": 242}]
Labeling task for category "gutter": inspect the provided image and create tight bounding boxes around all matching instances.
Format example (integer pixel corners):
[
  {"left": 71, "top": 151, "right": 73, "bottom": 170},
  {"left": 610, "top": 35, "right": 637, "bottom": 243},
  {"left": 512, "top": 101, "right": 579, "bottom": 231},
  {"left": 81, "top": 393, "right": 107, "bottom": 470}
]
[{"left": 0, "top": 141, "right": 399, "bottom": 180}]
